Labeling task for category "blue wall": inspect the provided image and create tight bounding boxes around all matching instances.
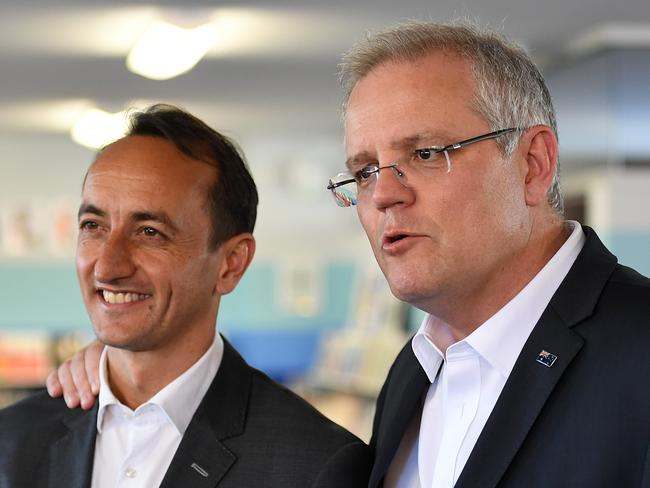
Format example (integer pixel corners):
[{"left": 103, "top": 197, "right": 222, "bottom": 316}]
[
  {"left": 0, "top": 261, "right": 357, "bottom": 333},
  {"left": 602, "top": 231, "right": 650, "bottom": 277},
  {"left": 0, "top": 262, "right": 87, "bottom": 330},
  {"left": 0, "top": 232, "right": 647, "bottom": 334}
]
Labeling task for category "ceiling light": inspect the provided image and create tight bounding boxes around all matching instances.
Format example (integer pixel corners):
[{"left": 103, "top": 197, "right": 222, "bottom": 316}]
[
  {"left": 70, "top": 108, "right": 128, "bottom": 149},
  {"left": 126, "top": 20, "right": 217, "bottom": 80},
  {"left": 567, "top": 22, "right": 650, "bottom": 56}
]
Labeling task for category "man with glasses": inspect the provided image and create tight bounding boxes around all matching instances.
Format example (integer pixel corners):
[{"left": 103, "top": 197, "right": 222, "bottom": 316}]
[
  {"left": 330, "top": 21, "right": 649, "bottom": 487},
  {"left": 45, "top": 22, "right": 649, "bottom": 487}
]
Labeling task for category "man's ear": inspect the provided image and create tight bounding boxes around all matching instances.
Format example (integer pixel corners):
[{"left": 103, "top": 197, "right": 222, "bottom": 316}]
[
  {"left": 518, "top": 125, "right": 559, "bottom": 207},
  {"left": 214, "top": 233, "right": 256, "bottom": 295}
]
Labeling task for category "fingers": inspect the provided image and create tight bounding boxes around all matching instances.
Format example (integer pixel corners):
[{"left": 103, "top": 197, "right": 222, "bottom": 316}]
[
  {"left": 69, "top": 344, "right": 99, "bottom": 410},
  {"left": 45, "top": 368, "right": 63, "bottom": 398},
  {"left": 56, "top": 356, "right": 82, "bottom": 408},
  {"left": 85, "top": 340, "right": 103, "bottom": 396},
  {"left": 45, "top": 340, "right": 104, "bottom": 410}
]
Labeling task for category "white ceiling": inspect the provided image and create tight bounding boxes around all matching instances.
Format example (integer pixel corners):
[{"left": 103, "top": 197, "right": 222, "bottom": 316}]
[
  {"left": 2, "top": 0, "right": 650, "bottom": 137},
  {"left": 1, "top": 0, "right": 650, "bottom": 261}
]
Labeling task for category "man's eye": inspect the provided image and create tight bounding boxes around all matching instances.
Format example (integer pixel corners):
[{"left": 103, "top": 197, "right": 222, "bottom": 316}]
[
  {"left": 414, "top": 147, "right": 438, "bottom": 160},
  {"left": 80, "top": 221, "right": 98, "bottom": 231},
  {"left": 142, "top": 227, "right": 160, "bottom": 237},
  {"left": 355, "top": 165, "right": 379, "bottom": 182}
]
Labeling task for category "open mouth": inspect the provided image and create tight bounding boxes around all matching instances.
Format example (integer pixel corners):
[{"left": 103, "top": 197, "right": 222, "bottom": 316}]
[
  {"left": 386, "top": 234, "right": 408, "bottom": 244},
  {"left": 99, "top": 290, "right": 151, "bottom": 304}
]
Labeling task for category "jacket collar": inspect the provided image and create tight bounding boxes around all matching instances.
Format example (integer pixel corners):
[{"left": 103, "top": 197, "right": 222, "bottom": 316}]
[
  {"left": 369, "top": 341, "right": 429, "bottom": 487},
  {"left": 48, "top": 403, "right": 98, "bottom": 488},
  {"left": 455, "top": 226, "right": 618, "bottom": 487},
  {"left": 159, "top": 336, "right": 252, "bottom": 487}
]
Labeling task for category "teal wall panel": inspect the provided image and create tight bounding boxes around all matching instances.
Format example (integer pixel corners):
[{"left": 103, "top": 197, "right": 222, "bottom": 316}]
[
  {"left": 2, "top": 232, "right": 645, "bottom": 337},
  {"left": 0, "top": 262, "right": 88, "bottom": 331},
  {"left": 0, "top": 261, "right": 357, "bottom": 333},
  {"left": 601, "top": 231, "right": 650, "bottom": 277},
  {"left": 219, "top": 262, "right": 356, "bottom": 331}
]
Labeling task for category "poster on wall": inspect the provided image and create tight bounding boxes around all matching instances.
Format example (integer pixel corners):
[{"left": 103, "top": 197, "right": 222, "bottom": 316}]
[
  {"left": 48, "top": 197, "right": 78, "bottom": 257},
  {"left": 279, "top": 259, "right": 323, "bottom": 317},
  {"left": 1, "top": 200, "right": 43, "bottom": 256},
  {"left": 0, "top": 197, "right": 78, "bottom": 259}
]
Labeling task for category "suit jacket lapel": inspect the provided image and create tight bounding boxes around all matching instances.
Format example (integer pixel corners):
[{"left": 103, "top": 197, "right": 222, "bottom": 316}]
[
  {"left": 160, "top": 337, "right": 251, "bottom": 488},
  {"left": 158, "top": 417, "right": 237, "bottom": 488},
  {"left": 455, "top": 308, "right": 584, "bottom": 488},
  {"left": 48, "top": 404, "right": 98, "bottom": 488},
  {"left": 456, "top": 226, "right": 618, "bottom": 488},
  {"left": 370, "top": 347, "right": 428, "bottom": 487}
]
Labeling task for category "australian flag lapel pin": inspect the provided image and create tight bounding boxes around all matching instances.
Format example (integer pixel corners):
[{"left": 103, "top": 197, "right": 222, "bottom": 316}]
[{"left": 536, "top": 350, "right": 558, "bottom": 368}]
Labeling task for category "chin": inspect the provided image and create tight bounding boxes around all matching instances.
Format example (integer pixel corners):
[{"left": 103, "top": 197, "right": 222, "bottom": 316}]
[
  {"left": 99, "top": 334, "right": 153, "bottom": 352},
  {"left": 387, "top": 278, "right": 424, "bottom": 303},
  {"left": 94, "top": 323, "right": 148, "bottom": 351}
]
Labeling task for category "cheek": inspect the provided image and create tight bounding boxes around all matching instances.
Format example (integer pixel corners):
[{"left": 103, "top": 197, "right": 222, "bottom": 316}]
[
  {"left": 76, "top": 244, "right": 96, "bottom": 280},
  {"left": 356, "top": 205, "right": 382, "bottom": 253},
  {"left": 485, "top": 166, "right": 527, "bottom": 225},
  {"left": 172, "top": 254, "right": 218, "bottom": 293},
  {"left": 431, "top": 182, "right": 493, "bottom": 250}
]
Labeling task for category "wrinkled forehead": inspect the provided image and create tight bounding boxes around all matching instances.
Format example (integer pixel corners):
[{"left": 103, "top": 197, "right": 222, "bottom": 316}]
[
  {"left": 343, "top": 49, "right": 476, "bottom": 111},
  {"left": 343, "top": 54, "right": 483, "bottom": 155}
]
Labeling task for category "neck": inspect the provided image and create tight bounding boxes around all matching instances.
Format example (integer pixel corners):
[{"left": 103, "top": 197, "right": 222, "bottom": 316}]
[
  {"left": 105, "top": 330, "right": 215, "bottom": 410},
  {"left": 430, "top": 217, "right": 569, "bottom": 350}
]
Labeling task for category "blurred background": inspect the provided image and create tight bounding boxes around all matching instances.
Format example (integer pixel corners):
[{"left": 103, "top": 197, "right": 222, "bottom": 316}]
[{"left": 1, "top": 0, "right": 650, "bottom": 440}]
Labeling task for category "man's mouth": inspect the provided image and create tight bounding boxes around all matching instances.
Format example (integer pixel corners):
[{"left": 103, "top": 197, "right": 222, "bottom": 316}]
[
  {"left": 381, "top": 230, "right": 425, "bottom": 253},
  {"left": 385, "top": 234, "right": 408, "bottom": 244},
  {"left": 100, "top": 290, "right": 151, "bottom": 304}
]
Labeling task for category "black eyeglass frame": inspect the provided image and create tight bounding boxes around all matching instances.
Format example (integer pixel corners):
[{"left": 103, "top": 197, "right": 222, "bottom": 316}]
[{"left": 326, "top": 127, "right": 524, "bottom": 192}]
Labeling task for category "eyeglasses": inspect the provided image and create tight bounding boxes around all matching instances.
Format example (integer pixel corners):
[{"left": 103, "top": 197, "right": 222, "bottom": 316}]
[{"left": 327, "top": 128, "right": 523, "bottom": 207}]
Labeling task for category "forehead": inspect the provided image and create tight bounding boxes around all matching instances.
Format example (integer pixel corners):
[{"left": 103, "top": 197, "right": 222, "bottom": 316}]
[
  {"left": 344, "top": 52, "right": 487, "bottom": 153},
  {"left": 83, "top": 135, "right": 216, "bottom": 211}
]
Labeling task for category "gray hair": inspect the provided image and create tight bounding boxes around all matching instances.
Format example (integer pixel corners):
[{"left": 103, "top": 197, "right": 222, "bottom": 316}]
[{"left": 339, "top": 21, "right": 563, "bottom": 214}]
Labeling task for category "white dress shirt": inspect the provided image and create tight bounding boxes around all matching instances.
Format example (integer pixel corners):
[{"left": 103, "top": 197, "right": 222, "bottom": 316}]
[
  {"left": 91, "top": 333, "right": 224, "bottom": 488},
  {"left": 390, "top": 221, "right": 585, "bottom": 488}
]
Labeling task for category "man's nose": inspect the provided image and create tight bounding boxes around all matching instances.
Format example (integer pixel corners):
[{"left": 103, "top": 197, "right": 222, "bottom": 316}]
[
  {"left": 371, "top": 164, "right": 414, "bottom": 210},
  {"left": 94, "top": 234, "right": 136, "bottom": 283}
]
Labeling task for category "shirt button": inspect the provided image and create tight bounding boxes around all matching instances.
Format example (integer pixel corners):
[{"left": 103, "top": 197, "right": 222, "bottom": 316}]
[{"left": 125, "top": 467, "right": 137, "bottom": 478}]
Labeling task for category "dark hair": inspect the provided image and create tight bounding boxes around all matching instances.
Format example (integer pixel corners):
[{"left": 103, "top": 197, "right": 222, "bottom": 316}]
[{"left": 125, "top": 104, "right": 258, "bottom": 248}]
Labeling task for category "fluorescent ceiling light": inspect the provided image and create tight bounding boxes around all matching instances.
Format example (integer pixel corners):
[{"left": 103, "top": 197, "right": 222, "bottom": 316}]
[
  {"left": 126, "top": 20, "right": 217, "bottom": 80},
  {"left": 70, "top": 108, "right": 128, "bottom": 149},
  {"left": 0, "top": 99, "right": 95, "bottom": 132},
  {"left": 567, "top": 23, "right": 650, "bottom": 56},
  {"left": 0, "top": 7, "right": 156, "bottom": 56}
]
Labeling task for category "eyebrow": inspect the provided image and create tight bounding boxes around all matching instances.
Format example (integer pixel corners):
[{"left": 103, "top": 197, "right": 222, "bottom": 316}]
[
  {"left": 77, "top": 204, "right": 179, "bottom": 234},
  {"left": 345, "top": 151, "right": 376, "bottom": 171},
  {"left": 132, "top": 211, "right": 179, "bottom": 234},
  {"left": 78, "top": 203, "right": 105, "bottom": 221},
  {"left": 345, "top": 131, "right": 452, "bottom": 170}
]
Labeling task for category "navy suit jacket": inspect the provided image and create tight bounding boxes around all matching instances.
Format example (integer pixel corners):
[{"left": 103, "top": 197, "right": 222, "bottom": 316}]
[
  {"left": 0, "top": 338, "right": 371, "bottom": 487},
  {"left": 369, "top": 227, "right": 650, "bottom": 487}
]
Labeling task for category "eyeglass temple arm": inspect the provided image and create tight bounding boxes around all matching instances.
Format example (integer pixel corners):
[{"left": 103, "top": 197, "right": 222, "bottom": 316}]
[
  {"left": 327, "top": 177, "right": 356, "bottom": 190},
  {"left": 327, "top": 162, "right": 401, "bottom": 190},
  {"left": 440, "top": 127, "right": 520, "bottom": 152}
]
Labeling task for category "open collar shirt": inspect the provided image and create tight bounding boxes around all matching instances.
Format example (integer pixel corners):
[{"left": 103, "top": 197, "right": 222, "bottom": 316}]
[
  {"left": 390, "top": 221, "right": 585, "bottom": 488},
  {"left": 91, "top": 333, "right": 224, "bottom": 488}
]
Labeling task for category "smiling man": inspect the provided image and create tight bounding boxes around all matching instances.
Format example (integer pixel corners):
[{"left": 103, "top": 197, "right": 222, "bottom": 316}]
[{"left": 0, "top": 105, "right": 370, "bottom": 487}]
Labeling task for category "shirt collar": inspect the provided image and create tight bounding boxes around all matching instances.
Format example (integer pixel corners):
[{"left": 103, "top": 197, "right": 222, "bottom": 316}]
[
  {"left": 96, "top": 332, "right": 224, "bottom": 435},
  {"left": 412, "top": 221, "right": 585, "bottom": 381},
  {"left": 412, "top": 316, "right": 445, "bottom": 383}
]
